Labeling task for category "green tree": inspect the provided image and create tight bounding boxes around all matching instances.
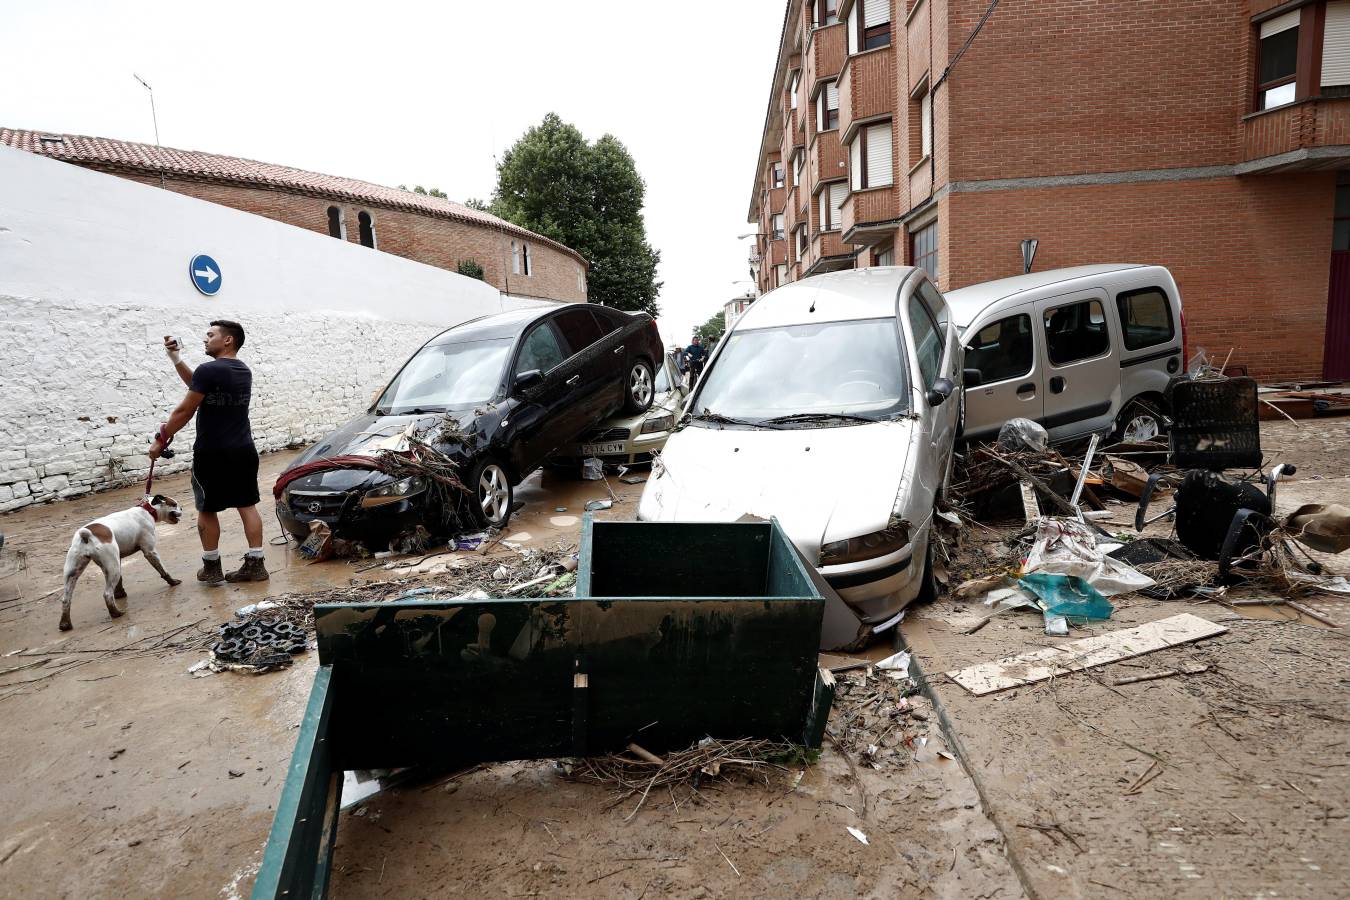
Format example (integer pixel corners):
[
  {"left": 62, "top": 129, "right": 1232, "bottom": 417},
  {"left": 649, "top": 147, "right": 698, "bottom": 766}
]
[
  {"left": 464, "top": 197, "right": 490, "bottom": 211},
  {"left": 489, "top": 113, "right": 662, "bottom": 316},
  {"left": 696, "top": 311, "right": 726, "bottom": 347},
  {"left": 398, "top": 184, "right": 449, "bottom": 199},
  {"left": 456, "top": 259, "right": 486, "bottom": 281}
]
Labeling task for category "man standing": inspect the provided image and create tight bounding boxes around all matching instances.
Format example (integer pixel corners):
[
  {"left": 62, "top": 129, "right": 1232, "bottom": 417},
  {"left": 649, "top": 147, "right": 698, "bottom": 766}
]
[
  {"left": 150, "top": 321, "right": 268, "bottom": 584},
  {"left": 684, "top": 335, "right": 707, "bottom": 380}
]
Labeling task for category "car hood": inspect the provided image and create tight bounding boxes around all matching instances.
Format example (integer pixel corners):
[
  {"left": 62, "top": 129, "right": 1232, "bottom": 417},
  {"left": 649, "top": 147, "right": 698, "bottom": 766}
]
[
  {"left": 283, "top": 409, "right": 481, "bottom": 493},
  {"left": 637, "top": 420, "right": 915, "bottom": 557}
]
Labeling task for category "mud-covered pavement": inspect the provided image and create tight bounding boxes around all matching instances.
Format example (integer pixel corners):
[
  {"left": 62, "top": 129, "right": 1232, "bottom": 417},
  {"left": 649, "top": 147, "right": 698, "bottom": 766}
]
[
  {"left": 0, "top": 452, "right": 1021, "bottom": 899},
  {"left": 902, "top": 420, "right": 1350, "bottom": 899}
]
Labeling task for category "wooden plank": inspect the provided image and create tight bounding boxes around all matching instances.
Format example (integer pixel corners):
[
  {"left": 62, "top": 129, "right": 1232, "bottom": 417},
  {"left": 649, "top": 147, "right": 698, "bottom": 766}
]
[
  {"left": 1019, "top": 480, "right": 1040, "bottom": 525},
  {"left": 251, "top": 666, "right": 339, "bottom": 900},
  {"left": 947, "top": 613, "right": 1227, "bottom": 696}
]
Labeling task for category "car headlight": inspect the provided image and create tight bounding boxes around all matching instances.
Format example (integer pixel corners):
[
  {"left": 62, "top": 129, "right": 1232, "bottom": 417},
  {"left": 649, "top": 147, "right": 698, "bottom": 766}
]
[
  {"left": 640, "top": 414, "right": 675, "bottom": 435},
  {"left": 819, "top": 520, "right": 911, "bottom": 565},
  {"left": 359, "top": 476, "right": 427, "bottom": 508}
]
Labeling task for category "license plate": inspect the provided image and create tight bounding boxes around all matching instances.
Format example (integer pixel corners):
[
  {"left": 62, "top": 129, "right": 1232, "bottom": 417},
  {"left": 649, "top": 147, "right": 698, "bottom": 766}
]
[{"left": 580, "top": 441, "right": 626, "bottom": 456}]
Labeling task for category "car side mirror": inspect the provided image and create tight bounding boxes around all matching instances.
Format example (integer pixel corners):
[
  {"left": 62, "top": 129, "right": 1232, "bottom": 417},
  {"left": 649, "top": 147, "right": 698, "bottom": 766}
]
[
  {"left": 926, "top": 376, "right": 955, "bottom": 407},
  {"left": 514, "top": 369, "right": 543, "bottom": 393},
  {"left": 962, "top": 367, "right": 983, "bottom": 388}
]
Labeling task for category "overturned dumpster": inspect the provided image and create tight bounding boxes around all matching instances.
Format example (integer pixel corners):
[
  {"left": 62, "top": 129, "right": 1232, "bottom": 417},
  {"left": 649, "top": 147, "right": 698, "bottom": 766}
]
[{"left": 252, "top": 516, "right": 834, "bottom": 899}]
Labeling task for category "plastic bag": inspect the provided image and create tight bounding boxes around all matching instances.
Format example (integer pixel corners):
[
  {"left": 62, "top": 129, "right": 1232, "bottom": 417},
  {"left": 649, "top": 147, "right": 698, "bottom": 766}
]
[
  {"left": 1019, "top": 573, "right": 1114, "bottom": 620},
  {"left": 997, "top": 417, "right": 1049, "bottom": 452},
  {"left": 1021, "top": 517, "right": 1154, "bottom": 596}
]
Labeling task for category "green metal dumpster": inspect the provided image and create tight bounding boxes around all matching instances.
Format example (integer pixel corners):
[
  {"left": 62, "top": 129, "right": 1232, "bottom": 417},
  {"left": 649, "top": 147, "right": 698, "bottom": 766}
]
[{"left": 252, "top": 515, "right": 832, "bottom": 899}]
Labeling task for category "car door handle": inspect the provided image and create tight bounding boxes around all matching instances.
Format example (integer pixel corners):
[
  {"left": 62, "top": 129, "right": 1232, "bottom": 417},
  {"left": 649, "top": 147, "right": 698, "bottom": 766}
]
[
  {"left": 1016, "top": 382, "right": 1036, "bottom": 397},
  {"left": 566, "top": 375, "right": 581, "bottom": 387},
  {"left": 1049, "top": 376, "right": 1065, "bottom": 394},
  {"left": 612, "top": 345, "right": 625, "bottom": 355}
]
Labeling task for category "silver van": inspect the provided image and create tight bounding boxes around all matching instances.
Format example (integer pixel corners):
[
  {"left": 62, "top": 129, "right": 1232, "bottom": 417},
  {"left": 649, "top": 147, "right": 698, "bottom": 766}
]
[{"left": 946, "top": 264, "right": 1186, "bottom": 443}]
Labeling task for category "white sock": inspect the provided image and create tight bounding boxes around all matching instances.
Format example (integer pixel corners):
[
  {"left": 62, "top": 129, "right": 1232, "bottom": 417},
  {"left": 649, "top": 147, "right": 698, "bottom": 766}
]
[
  {"left": 202, "top": 550, "right": 220, "bottom": 561},
  {"left": 246, "top": 547, "right": 264, "bottom": 559}
]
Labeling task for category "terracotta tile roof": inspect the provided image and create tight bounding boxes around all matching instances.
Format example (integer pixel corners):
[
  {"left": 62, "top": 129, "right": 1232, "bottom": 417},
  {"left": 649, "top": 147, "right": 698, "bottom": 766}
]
[{"left": 0, "top": 127, "right": 586, "bottom": 267}]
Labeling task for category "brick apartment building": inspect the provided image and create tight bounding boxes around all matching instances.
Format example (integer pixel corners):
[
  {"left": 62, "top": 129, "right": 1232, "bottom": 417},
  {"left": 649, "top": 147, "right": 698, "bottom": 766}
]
[
  {"left": 748, "top": 0, "right": 1350, "bottom": 381},
  {"left": 2, "top": 129, "right": 588, "bottom": 303}
]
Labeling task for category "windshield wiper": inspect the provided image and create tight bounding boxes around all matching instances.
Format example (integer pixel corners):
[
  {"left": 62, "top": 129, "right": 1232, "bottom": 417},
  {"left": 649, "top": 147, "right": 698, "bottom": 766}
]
[
  {"left": 687, "top": 411, "right": 782, "bottom": 429},
  {"left": 760, "top": 412, "right": 882, "bottom": 426}
]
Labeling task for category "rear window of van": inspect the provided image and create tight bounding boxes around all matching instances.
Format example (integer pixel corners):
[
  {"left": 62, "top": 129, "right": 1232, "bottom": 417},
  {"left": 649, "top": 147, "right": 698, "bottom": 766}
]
[{"left": 1115, "top": 287, "right": 1174, "bottom": 351}]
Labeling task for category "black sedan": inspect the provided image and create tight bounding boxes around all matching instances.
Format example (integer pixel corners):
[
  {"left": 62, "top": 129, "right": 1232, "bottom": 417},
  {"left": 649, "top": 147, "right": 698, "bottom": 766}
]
[{"left": 275, "top": 303, "right": 664, "bottom": 545}]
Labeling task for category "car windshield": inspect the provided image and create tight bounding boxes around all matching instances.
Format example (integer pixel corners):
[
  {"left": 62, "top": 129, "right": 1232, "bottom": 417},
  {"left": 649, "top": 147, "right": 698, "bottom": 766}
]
[
  {"left": 376, "top": 338, "right": 512, "bottom": 414},
  {"left": 691, "top": 317, "right": 910, "bottom": 424}
]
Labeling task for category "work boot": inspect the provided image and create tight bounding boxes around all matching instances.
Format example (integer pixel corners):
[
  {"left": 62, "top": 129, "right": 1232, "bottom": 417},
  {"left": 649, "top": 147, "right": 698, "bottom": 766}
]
[
  {"left": 224, "top": 555, "right": 270, "bottom": 583},
  {"left": 197, "top": 557, "right": 225, "bottom": 585}
]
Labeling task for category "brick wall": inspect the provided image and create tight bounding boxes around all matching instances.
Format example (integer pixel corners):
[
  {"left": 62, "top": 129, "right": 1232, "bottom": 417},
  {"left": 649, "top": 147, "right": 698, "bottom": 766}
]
[
  {"left": 945, "top": 172, "right": 1336, "bottom": 381},
  {"left": 111, "top": 171, "right": 587, "bottom": 303},
  {"left": 945, "top": 0, "right": 1250, "bottom": 181}
]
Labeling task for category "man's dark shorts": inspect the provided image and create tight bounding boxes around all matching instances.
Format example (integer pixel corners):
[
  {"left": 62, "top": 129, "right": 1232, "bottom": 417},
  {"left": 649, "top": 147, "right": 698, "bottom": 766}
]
[{"left": 191, "top": 448, "right": 261, "bottom": 513}]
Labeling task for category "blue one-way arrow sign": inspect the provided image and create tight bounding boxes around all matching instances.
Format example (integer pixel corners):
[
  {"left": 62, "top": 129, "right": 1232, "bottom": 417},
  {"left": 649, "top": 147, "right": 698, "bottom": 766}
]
[{"left": 189, "top": 254, "right": 222, "bottom": 296}]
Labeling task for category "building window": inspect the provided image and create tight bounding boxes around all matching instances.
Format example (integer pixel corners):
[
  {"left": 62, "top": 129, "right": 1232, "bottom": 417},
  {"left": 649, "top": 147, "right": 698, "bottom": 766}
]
[
  {"left": 357, "top": 211, "right": 376, "bottom": 248},
  {"left": 772, "top": 162, "right": 785, "bottom": 189},
  {"left": 1257, "top": 10, "right": 1300, "bottom": 109},
  {"left": 1336, "top": 184, "right": 1350, "bottom": 251},
  {"left": 1326, "top": 2, "right": 1350, "bottom": 89},
  {"left": 511, "top": 240, "right": 520, "bottom": 274},
  {"left": 874, "top": 244, "right": 894, "bottom": 266},
  {"left": 772, "top": 213, "right": 785, "bottom": 240},
  {"left": 817, "top": 80, "right": 839, "bottom": 131},
  {"left": 848, "top": 0, "right": 890, "bottom": 54},
  {"left": 796, "top": 225, "right": 809, "bottom": 260},
  {"left": 819, "top": 181, "right": 848, "bottom": 232},
  {"left": 326, "top": 206, "right": 346, "bottom": 239},
  {"left": 816, "top": 0, "right": 839, "bottom": 27},
  {"left": 522, "top": 243, "right": 532, "bottom": 276},
  {"left": 775, "top": 264, "right": 788, "bottom": 288},
  {"left": 793, "top": 150, "right": 804, "bottom": 190},
  {"left": 849, "top": 120, "right": 894, "bottom": 191},
  {"left": 790, "top": 70, "right": 799, "bottom": 109},
  {"left": 920, "top": 90, "right": 933, "bottom": 158},
  {"left": 910, "top": 221, "right": 938, "bottom": 281}
]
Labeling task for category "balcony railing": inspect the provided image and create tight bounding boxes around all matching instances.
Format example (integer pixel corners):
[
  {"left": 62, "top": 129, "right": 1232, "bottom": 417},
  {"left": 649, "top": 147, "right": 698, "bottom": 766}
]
[
  {"left": 1239, "top": 98, "right": 1350, "bottom": 172},
  {"left": 840, "top": 187, "right": 899, "bottom": 243},
  {"left": 839, "top": 45, "right": 895, "bottom": 142}
]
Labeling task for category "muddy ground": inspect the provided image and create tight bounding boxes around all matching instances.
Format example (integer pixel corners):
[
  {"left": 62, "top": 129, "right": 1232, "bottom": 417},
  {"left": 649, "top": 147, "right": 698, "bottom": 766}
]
[
  {"left": 0, "top": 419, "right": 1346, "bottom": 898},
  {"left": 903, "top": 419, "right": 1350, "bottom": 899}
]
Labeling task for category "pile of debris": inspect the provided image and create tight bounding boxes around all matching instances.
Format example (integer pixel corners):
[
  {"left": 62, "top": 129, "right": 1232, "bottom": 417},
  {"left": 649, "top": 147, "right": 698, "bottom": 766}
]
[{"left": 824, "top": 653, "right": 939, "bottom": 771}]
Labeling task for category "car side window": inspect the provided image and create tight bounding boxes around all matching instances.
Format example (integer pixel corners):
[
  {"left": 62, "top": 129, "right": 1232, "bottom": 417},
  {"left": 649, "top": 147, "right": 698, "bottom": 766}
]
[
  {"left": 1115, "top": 287, "right": 1175, "bottom": 351},
  {"left": 908, "top": 293, "right": 942, "bottom": 387},
  {"left": 1044, "top": 299, "right": 1110, "bottom": 366},
  {"left": 591, "top": 308, "right": 622, "bottom": 335},
  {"left": 917, "top": 280, "right": 950, "bottom": 334},
  {"left": 966, "top": 314, "right": 1033, "bottom": 383},
  {"left": 554, "top": 309, "right": 605, "bottom": 356},
  {"left": 515, "top": 322, "right": 566, "bottom": 376}
]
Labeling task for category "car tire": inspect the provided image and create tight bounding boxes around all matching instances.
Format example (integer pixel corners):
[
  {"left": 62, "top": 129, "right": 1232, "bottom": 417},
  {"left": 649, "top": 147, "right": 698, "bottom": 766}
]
[
  {"left": 469, "top": 457, "right": 514, "bottom": 529},
  {"left": 916, "top": 530, "right": 939, "bottom": 606},
  {"left": 1112, "top": 398, "right": 1166, "bottom": 444},
  {"left": 623, "top": 360, "right": 656, "bottom": 414}
]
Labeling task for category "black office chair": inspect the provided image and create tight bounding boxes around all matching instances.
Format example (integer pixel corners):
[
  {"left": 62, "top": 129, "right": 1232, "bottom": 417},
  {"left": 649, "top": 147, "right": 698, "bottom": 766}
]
[{"left": 1134, "top": 376, "right": 1294, "bottom": 571}]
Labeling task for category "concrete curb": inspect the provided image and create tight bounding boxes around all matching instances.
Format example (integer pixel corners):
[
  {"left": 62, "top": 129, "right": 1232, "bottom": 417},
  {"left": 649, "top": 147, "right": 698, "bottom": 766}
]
[{"left": 897, "top": 625, "right": 1042, "bottom": 900}]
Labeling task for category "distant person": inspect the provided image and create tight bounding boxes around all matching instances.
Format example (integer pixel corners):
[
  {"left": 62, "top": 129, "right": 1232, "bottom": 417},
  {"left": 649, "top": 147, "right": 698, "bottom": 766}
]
[
  {"left": 685, "top": 336, "right": 707, "bottom": 380},
  {"left": 151, "top": 321, "right": 267, "bottom": 585}
]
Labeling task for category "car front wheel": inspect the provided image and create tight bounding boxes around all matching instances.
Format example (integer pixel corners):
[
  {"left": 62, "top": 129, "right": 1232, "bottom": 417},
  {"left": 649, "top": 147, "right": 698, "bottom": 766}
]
[
  {"left": 624, "top": 360, "right": 655, "bottom": 414},
  {"left": 469, "top": 458, "right": 513, "bottom": 529}
]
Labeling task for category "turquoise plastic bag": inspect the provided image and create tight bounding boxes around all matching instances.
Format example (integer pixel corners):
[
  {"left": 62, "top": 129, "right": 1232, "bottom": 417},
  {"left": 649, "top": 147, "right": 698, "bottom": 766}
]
[{"left": 1019, "top": 573, "right": 1114, "bottom": 620}]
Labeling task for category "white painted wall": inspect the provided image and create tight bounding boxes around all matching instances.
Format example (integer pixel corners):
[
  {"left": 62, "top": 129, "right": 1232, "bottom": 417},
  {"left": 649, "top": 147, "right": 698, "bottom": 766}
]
[{"left": 0, "top": 145, "right": 514, "bottom": 511}]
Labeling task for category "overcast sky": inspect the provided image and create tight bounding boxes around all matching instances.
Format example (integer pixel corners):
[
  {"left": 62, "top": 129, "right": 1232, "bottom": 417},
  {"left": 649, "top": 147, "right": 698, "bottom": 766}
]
[{"left": 2, "top": 0, "right": 783, "bottom": 344}]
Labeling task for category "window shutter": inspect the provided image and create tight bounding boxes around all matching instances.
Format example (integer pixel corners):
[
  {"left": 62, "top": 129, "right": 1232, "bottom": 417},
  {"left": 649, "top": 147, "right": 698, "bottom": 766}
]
[
  {"left": 863, "top": 0, "right": 888, "bottom": 28},
  {"left": 921, "top": 91, "right": 933, "bottom": 157},
  {"left": 847, "top": 3, "right": 859, "bottom": 54},
  {"left": 826, "top": 80, "right": 839, "bottom": 111},
  {"left": 849, "top": 138, "right": 862, "bottom": 190},
  {"left": 817, "top": 91, "right": 825, "bottom": 130},
  {"left": 819, "top": 191, "right": 828, "bottom": 230},
  {"left": 1325, "top": 2, "right": 1350, "bottom": 87},
  {"left": 830, "top": 182, "right": 848, "bottom": 225},
  {"left": 1259, "top": 9, "right": 1300, "bottom": 38},
  {"left": 866, "top": 122, "right": 893, "bottom": 187}
]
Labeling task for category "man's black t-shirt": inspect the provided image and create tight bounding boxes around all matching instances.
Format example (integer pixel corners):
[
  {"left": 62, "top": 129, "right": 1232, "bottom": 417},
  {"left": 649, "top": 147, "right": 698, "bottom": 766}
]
[{"left": 190, "top": 358, "right": 254, "bottom": 451}]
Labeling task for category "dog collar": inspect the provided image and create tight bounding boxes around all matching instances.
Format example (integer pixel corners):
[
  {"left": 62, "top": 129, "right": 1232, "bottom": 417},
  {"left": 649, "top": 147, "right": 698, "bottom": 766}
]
[{"left": 138, "top": 501, "right": 158, "bottom": 518}]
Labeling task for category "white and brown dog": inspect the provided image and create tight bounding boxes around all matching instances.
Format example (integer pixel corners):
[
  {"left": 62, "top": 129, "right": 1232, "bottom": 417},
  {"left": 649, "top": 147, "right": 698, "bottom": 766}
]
[{"left": 59, "top": 494, "right": 184, "bottom": 631}]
